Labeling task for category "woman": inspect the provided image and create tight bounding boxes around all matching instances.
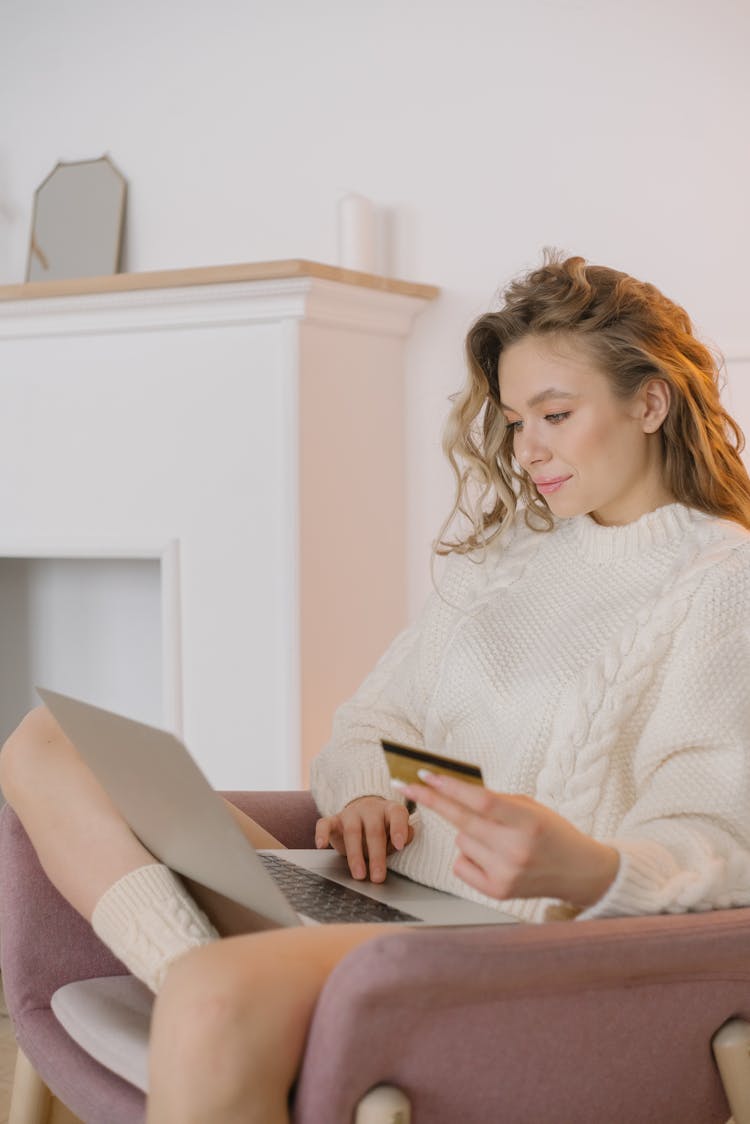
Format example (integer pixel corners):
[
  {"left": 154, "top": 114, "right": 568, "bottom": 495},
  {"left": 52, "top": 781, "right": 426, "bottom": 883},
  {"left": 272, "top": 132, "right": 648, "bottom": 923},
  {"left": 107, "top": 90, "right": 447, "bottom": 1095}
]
[
  {"left": 312, "top": 253, "right": 750, "bottom": 924},
  {"left": 3, "top": 253, "right": 750, "bottom": 1122}
]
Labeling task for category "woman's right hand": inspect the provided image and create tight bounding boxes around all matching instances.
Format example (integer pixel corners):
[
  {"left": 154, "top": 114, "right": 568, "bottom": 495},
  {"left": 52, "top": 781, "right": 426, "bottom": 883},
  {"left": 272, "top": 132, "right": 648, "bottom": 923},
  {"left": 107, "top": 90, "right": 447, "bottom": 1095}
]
[{"left": 315, "top": 796, "right": 414, "bottom": 883}]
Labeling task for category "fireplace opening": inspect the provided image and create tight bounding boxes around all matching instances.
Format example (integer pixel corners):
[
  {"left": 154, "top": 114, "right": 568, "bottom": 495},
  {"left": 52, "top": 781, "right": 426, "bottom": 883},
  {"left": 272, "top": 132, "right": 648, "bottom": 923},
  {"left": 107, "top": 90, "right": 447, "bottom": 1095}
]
[{"left": 0, "top": 557, "right": 163, "bottom": 749}]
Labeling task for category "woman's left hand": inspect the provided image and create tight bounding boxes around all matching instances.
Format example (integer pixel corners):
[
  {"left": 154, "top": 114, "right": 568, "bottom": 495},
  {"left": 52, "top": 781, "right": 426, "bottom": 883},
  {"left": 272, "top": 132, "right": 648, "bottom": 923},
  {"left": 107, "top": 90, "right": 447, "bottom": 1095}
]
[{"left": 394, "top": 772, "right": 620, "bottom": 909}]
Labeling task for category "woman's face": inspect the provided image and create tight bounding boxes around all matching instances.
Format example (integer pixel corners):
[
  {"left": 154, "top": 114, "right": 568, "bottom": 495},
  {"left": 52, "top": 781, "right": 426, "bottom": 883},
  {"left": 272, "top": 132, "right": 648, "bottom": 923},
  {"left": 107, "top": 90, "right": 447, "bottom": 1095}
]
[{"left": 498, "top": 334, "right": 673, "bottom": 526}]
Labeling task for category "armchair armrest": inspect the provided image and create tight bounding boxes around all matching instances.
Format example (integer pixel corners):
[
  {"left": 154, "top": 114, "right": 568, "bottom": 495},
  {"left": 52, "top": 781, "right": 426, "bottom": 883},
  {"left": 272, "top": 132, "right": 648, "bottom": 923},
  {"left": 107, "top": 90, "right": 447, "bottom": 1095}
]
[{"left": 295, "top": 908, "right": 750, "bottom": 1123}]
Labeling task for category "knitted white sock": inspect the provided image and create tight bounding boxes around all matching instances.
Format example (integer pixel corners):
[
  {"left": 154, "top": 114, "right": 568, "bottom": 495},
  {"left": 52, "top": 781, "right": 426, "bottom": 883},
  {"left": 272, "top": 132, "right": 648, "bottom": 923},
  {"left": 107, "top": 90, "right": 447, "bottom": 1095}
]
[{"left": 91, "top": 863, "right": 220, "bottom": 993}]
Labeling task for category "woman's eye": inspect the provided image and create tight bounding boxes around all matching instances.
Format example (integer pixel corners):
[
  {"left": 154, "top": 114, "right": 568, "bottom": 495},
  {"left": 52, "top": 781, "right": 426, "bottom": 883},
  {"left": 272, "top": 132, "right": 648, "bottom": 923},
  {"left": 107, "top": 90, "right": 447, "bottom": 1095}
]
[{"left": 504, "top": 411, "right": 570, "bottom": 433}]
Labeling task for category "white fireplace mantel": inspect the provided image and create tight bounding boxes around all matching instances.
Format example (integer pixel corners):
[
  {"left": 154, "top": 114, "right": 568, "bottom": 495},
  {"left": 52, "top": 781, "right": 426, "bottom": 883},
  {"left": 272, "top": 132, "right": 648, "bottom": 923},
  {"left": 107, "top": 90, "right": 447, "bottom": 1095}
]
[
  {"left": 0, "top": 261, "right": 439, "bottom": 789},
  {"left": 0, "top": 271, "right": 434, "bottom": 340}
]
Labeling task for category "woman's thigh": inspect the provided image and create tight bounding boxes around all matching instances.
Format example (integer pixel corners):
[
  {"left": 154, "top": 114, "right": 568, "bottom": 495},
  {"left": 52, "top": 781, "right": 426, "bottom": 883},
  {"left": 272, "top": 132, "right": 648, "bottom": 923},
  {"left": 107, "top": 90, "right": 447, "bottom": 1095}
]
[
  {"left": 0, "top": 707, "right": 157, "bottom": 916},
  {"left": 150, "top": 923, "right": 399, "bottom": 1093}
]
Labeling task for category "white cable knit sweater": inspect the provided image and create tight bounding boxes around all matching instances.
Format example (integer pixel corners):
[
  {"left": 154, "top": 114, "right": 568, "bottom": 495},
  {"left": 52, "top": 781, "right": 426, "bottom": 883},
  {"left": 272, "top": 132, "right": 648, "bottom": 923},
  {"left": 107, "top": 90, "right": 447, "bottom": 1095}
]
[{"left": 310, "top": 502, "right": 750, "bottom": 923}]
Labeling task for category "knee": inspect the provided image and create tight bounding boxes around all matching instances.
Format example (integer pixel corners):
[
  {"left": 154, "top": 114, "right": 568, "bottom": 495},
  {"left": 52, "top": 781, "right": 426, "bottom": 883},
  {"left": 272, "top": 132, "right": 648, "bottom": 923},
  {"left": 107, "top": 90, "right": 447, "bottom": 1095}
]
[
  {"left": 150, "top": 945, "right": 269, "bottom": 1096},
  {"left": 154, "top": 946, "right": 257, "bottom": 1057},
  {"left": 0, "top": 706, "right": 61, "bottom": 806}
]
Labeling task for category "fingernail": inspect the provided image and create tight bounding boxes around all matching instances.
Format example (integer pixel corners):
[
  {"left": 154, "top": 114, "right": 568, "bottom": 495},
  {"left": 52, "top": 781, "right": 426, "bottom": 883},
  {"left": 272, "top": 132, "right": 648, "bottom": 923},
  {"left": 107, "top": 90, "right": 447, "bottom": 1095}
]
[
  {"left": 390, "top": 778, "right": 408, "bottom": 790},
  {"left": 315, "top": 837, "right": 323, "bottom": 848},
  {"left": 392, "top": 833, "right": 405, "bottom": 849},
  {"left": 417, "top": 768, "right": 436, "bottom": 782},
  {"left": 353, "top": 863, "right": 366, "bottom": 879}
]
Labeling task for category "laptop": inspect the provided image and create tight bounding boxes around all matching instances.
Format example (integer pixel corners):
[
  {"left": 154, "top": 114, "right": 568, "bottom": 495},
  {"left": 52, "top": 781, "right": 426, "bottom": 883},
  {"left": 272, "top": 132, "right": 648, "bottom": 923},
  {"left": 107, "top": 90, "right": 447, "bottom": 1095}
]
[{"left": 37, "top": 687, "right": 519, "bottom": 933}]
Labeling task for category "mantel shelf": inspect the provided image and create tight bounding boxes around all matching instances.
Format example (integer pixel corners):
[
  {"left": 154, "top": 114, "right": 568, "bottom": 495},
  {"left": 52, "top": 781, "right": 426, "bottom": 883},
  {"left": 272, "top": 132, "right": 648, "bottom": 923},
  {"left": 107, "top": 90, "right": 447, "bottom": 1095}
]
[{"left": 0, "top": 259, "right": 440, "bottom": 303}]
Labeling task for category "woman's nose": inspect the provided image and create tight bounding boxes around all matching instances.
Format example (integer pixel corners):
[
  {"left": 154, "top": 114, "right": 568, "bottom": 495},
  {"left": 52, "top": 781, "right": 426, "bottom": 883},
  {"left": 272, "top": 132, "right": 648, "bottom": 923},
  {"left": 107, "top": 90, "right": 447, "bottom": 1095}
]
[{"left": 514, "top": 428, "right": 550, "bottom": 470}]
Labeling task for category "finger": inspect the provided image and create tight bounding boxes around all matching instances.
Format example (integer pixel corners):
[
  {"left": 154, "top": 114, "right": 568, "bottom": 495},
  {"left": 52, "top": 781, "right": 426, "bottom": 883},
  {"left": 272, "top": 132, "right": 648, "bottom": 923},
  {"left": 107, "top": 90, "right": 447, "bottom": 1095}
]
[
  {"left": 386, "top": 802, "right": 412, "bottom": 850},
  {"left": 387, "top": 824, "right": 416, "bottom": 854},
  {"left": 455, "top": 833, "right": 531, "bottom": 900},
  {"left": 316, "top": 817, "right": 348, "bottom": 857},
  {"left": 455, "top": 829, "right": 501, "bottom": 871},
  {"left": 363, "top": 813, "right": 389, "bottom": 883},
  {"left": 392, "top": 777, "right": 492, "bottom": 835},
  {"left": 417, "top": 771, "right": 517, "bottom": 821},
  {"left": 342, "top": 818, "right": 367, "bottom": 880},
  {"left": 453, "top": 853, "right": 497, "bottom": 898},
  {"left": 327, "top": 831, "right": 349, "bottom": 858},
  {"left": 315, "top": 817, "right": 333, "bottom": 848},
  {"left": 402, "top": 773, "right": 528, "bottom": 840}
]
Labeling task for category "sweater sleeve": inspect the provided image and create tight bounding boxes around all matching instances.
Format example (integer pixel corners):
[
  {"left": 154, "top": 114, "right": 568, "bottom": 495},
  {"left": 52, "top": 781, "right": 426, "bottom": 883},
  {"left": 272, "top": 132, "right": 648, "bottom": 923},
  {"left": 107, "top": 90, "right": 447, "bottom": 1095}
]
[
  {"left": 577, "top": 550, "right": 750, "bottom": 920},
  {"left": 310, "top": 553, "right": 474, "bottom": 817}
]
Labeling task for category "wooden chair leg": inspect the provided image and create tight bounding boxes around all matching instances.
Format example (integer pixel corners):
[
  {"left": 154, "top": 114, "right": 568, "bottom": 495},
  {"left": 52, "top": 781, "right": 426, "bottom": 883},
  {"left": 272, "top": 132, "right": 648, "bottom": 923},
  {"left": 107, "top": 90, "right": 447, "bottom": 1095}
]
[
  {"left": 712, "top": 1018, "right": 750, "bottom": 1124},
  {"left": 47, "top": 1098, "right": 84, "bottom": 1124},
  {"left": 354, "top": 1083, "right": 411, "bottom": 1123},
  {"left": 8, "top": 1048, "right": 52, "bottom": 1124},
  {"left": 7, "top": 1049, "right": 82, "bottom": 1124}
]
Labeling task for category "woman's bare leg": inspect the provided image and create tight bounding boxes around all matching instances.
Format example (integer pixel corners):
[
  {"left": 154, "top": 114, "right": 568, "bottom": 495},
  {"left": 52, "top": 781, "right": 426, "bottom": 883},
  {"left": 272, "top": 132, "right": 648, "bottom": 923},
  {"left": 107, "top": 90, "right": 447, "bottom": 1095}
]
[
  {"left": 148, "top": 923, "right": 398, "bottom": 1124},
  {"left": 2, "top": 707, "right": 398, "bottom": 1119},
  {"left": 0, "top": 706, "right": 157, "bottom": 919},
  {"left": 0, "top": 706, "right": 283, "bottom": 922}
]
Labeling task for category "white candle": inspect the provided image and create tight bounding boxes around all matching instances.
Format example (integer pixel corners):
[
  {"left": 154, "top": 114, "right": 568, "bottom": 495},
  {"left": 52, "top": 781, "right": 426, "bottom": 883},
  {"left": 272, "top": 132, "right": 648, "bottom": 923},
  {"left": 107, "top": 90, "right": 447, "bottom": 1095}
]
[{"left": 337, "top": 192, "right": 376, "bottom": 273}]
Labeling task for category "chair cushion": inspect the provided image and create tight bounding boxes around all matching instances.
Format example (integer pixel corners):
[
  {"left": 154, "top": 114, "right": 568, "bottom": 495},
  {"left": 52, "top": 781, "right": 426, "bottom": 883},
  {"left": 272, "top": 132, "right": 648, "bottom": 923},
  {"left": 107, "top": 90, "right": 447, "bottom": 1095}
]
[{"left": 51, "top": 975, "right": 153, "bottom": 1093}]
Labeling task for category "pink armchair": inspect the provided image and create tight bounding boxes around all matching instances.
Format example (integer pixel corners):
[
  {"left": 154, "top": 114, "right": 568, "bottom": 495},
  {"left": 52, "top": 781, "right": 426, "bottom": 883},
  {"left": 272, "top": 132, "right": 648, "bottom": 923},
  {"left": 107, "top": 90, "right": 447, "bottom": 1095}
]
[{"left": 1, "top": 791, "right": 749, "bottom": 1123}]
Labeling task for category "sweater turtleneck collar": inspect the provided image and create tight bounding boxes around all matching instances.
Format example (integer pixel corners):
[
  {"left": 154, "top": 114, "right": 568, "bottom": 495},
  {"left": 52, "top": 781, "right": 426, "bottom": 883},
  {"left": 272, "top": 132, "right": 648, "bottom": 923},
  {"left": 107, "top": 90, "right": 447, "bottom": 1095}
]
[{"left": 561, "top": 502, "right": 707, "bottom": 563}]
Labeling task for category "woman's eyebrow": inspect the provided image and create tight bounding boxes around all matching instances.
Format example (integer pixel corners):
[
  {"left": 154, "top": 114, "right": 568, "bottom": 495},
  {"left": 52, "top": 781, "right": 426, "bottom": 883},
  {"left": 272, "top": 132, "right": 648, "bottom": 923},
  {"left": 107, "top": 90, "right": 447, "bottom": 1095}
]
[{"left": 499, "top": 388, "right": 580, "bottom": 411}]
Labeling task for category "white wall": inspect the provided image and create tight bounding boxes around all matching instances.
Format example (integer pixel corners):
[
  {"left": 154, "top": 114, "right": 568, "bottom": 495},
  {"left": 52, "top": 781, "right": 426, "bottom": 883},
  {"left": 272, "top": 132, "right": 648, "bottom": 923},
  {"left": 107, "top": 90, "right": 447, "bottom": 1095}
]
[{"left": 2, "top": 0, "right": 749, "bottom": 615}]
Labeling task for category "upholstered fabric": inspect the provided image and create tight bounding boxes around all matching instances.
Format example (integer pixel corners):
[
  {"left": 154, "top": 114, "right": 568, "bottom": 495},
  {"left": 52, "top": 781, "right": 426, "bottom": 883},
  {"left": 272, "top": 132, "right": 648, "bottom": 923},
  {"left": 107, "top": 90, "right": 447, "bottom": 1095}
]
[{"left": 295, "top": 910, "right": 750, "bottom": 1123}]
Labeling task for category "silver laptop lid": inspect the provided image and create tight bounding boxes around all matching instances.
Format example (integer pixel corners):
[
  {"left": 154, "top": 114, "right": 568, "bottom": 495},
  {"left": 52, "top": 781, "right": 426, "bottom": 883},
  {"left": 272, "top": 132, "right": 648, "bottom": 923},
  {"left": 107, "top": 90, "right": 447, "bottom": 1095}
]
[{"left": 36, "top": 687, "right": 299, "bottom": 931}]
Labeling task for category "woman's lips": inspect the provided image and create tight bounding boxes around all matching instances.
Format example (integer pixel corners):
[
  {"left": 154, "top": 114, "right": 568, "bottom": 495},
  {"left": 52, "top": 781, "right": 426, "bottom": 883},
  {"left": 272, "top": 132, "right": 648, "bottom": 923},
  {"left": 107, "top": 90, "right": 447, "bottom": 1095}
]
[{"left": 535, "top": 476, "right": 572, "bottom": 494}]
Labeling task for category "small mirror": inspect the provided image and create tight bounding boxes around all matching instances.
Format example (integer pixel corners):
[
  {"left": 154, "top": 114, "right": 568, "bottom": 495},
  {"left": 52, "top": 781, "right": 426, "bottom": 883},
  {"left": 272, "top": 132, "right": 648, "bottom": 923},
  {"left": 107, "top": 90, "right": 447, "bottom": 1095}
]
[{"left": 26, "top": 155, "right": 127, "bottom": 282}]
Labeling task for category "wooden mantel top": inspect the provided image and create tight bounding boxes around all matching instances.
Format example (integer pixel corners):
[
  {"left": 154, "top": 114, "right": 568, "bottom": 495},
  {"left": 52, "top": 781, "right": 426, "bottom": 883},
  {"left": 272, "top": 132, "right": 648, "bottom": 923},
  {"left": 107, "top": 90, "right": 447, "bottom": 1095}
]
[{"left": 0, "top": 260, "right": 440, "bottom": 303}]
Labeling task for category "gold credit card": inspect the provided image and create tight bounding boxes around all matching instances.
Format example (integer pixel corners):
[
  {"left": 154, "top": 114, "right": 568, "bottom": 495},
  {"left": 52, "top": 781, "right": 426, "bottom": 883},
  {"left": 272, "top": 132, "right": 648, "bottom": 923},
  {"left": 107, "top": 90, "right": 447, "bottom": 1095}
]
[{"left": 381, "top": 739, "right": 484, "bottom": 787}]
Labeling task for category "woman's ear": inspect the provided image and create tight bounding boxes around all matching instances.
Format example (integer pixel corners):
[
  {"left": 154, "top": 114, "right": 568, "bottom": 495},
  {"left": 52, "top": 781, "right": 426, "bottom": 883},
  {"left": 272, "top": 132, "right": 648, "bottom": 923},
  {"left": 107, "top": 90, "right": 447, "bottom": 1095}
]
[{"left": 639, "top": 378, "right": 671, "bottom": 433}]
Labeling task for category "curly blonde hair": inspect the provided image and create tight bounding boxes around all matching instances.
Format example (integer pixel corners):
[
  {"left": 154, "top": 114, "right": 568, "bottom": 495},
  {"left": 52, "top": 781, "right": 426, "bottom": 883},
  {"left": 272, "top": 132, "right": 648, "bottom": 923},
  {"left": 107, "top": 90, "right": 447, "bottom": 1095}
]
[{"left": 438, "top": 252, "right": 750, "bottom": 554}]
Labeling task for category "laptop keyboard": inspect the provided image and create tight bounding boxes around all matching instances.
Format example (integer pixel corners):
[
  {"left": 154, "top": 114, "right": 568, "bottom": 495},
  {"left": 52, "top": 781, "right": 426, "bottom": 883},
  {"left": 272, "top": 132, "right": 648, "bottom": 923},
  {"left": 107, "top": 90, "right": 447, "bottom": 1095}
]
[{"left": 259, "top": 853, "right": 420, "bottom": 924}]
